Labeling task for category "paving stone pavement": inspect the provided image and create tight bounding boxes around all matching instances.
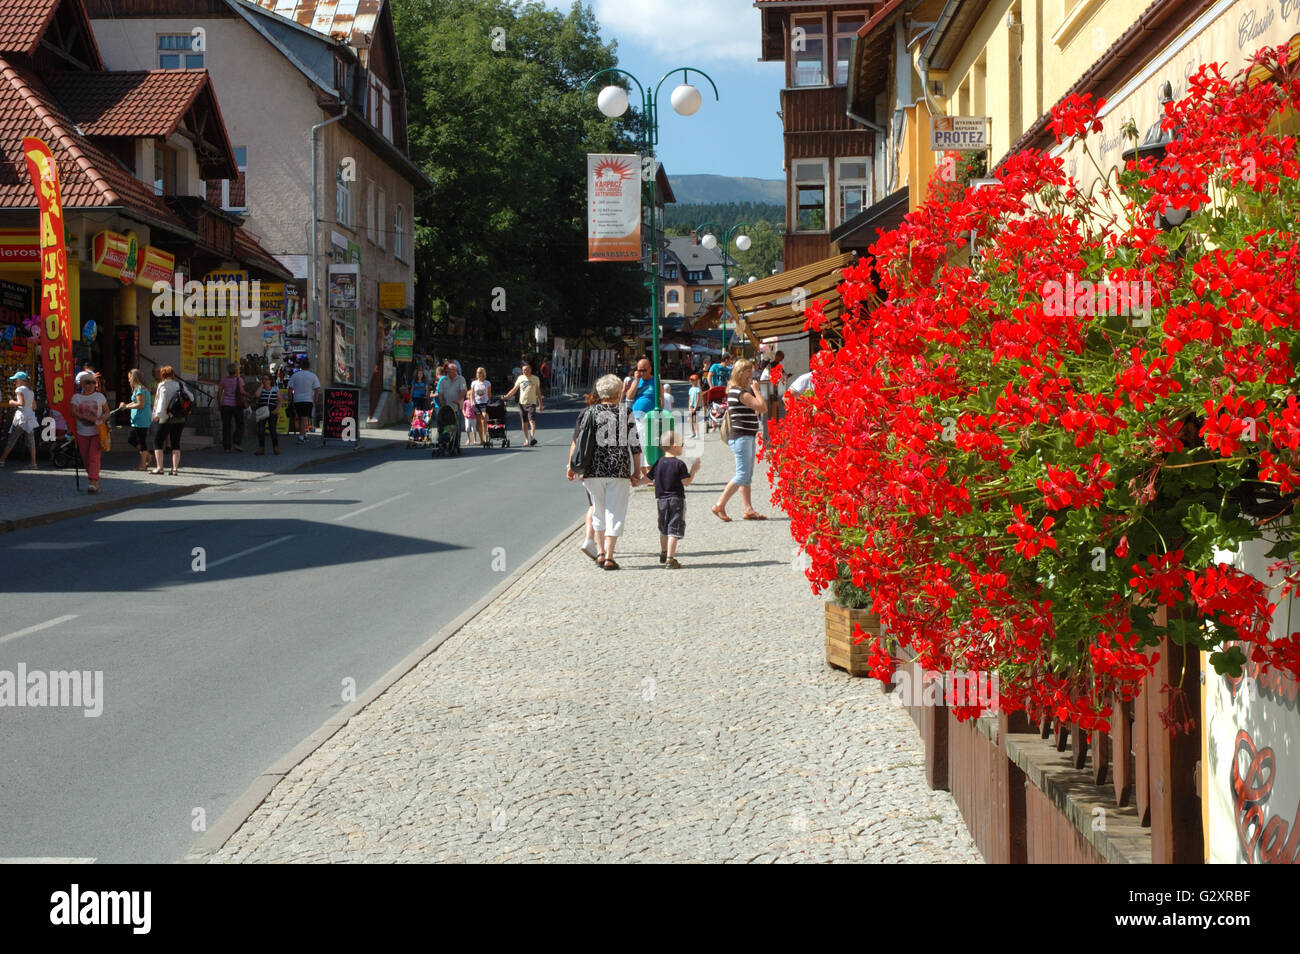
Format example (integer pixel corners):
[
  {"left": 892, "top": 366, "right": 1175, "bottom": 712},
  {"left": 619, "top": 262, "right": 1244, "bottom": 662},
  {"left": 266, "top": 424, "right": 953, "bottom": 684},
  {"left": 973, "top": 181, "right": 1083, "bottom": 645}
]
[{"left": 212, "top": 428, "right": 983, "bottom": 863}]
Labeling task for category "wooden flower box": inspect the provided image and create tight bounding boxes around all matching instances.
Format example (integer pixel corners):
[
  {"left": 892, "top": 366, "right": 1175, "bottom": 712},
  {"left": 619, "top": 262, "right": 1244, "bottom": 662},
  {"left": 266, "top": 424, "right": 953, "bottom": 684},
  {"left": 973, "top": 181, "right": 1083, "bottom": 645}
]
[{"left": 824, "top": 600, "right": 881, "bottom": 677}]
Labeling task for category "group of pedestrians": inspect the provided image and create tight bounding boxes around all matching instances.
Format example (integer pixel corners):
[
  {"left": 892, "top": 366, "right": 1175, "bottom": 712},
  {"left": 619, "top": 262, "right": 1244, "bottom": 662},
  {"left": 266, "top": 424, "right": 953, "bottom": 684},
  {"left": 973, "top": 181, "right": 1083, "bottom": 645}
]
[{"left": 566, "top": 356, "right": 769, "bottom": 570}]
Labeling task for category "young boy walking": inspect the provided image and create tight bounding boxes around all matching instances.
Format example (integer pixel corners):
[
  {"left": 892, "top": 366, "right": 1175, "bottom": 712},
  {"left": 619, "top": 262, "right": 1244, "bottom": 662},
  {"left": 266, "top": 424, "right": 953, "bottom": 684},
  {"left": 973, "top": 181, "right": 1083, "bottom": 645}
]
[{"left": 645, "top": 433, "right": 700, "bottom": 569}]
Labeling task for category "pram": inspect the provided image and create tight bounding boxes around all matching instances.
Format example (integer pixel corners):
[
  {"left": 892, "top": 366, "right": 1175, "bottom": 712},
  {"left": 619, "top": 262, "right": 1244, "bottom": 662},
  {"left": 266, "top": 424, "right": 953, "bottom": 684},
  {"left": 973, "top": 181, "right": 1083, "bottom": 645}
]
[
  {"left": 482, "top": 398, "right": 509, "bottom": 448},
  {"left": 431, "top": 403, "right": 459, "bottom": 457},
  {"left": 703, "top": 385, "right": 728, "bottom": 433},
  {"left": 406, "top": 408, "right": 431, "bottom": 447}
]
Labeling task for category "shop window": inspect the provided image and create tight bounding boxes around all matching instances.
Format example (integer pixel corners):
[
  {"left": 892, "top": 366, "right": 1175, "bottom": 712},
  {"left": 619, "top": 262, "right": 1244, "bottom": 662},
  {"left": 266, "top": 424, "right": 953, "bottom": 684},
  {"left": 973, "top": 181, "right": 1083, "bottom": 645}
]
[
  {"left": 158, "top": 34, "right": 203, "bottom": 70},
  {"left": 394, "top": 205, "right": 406, "bottom": 261},
  {"left": 834, "top": 14, "right": 866, "bottom": 86},
  {"left": 791, "top": 16, "right": 825, "bottom": 87},
  {"left": 838, "top": 158, "right": 871, "bottom": 225},
  {"left": 793, "top": 160, "right": 827, "bottom": 231},
  {"left": 336, "top": 167, "right": 352, "bottom": 229}
]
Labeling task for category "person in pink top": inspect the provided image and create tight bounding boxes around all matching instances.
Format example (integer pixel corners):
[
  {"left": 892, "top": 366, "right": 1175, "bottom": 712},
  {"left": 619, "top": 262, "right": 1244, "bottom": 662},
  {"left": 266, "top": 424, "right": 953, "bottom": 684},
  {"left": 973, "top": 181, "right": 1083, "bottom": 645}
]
[{"left": 217, "top": 362, "right": 247, "bottom": 452}]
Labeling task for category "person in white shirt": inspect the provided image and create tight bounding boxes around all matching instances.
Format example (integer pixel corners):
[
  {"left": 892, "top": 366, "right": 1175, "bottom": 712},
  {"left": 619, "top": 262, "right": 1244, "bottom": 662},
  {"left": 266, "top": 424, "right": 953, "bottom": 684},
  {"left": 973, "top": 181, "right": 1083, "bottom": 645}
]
[
  {"left": 1, "top": 370, "right": 37, "bottom": 468},
  {"left": 288, "top": 359, "right": 322, "bottom": 444},
  {"left": 784, "top": 371, "right": 814, "bottom": 405},
  {"left": 661, "top": 382, "right": 673, "bottom": 413}
]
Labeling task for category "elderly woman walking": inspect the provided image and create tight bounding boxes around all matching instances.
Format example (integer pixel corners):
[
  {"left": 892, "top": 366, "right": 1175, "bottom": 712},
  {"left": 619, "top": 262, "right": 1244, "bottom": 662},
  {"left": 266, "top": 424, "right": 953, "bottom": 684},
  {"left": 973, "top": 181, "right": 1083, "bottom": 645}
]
[
  {"left": 566, "top": 374, "right": 644, "bottom": 570},
  {"left": 713, "top": 358, "right": 766, "bottom": 521}
]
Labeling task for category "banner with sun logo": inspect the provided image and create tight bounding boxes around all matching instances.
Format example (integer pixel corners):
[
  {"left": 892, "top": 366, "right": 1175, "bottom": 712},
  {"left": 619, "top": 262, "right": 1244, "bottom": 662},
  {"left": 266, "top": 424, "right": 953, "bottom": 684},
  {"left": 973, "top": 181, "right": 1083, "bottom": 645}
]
[{"left": 587, "top": 154, "right": 641, "bottom": 262}]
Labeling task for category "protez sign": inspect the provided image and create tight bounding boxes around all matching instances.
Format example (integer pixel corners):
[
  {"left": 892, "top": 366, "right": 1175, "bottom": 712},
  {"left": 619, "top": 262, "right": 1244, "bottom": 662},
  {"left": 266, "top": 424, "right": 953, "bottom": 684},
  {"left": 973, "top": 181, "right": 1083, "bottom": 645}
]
[{"left": 930, "top": 116, "right": 988, "bottom": 151}]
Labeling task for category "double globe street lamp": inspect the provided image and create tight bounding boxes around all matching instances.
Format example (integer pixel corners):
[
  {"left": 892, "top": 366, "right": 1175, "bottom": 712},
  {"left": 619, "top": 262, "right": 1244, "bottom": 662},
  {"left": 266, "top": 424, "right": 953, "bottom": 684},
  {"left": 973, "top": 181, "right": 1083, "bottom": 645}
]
[
  {"left": 697, "top": 223, "right": 753, "bottom": 356},
  {"left": 583, "top": 66, "right": 719, "bottom": 419}
]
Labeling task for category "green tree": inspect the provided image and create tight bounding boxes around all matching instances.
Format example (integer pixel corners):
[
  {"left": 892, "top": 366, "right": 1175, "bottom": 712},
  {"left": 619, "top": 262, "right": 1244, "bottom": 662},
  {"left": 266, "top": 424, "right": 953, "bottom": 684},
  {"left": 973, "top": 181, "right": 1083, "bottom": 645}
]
[{"left": 393, "top": 0, "right": 645, "bottom": 344}]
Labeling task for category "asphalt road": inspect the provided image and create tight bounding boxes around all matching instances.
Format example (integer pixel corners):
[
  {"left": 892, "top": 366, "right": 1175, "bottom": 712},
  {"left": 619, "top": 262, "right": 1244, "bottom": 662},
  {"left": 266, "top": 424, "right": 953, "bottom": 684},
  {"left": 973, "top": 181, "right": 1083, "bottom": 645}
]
[{"left": 0, "top": 396, "right": 596, "bottom": 863}]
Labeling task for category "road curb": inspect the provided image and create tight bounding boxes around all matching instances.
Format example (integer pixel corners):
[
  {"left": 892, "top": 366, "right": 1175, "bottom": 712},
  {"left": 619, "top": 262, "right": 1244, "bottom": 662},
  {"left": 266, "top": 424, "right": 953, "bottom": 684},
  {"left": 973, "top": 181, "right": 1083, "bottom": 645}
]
[
  {"left": 0, "top": 437, "right": 401, "bottom": 535},
  {"left": 182, "top": 511, "right": 586, "bottom": 863}
]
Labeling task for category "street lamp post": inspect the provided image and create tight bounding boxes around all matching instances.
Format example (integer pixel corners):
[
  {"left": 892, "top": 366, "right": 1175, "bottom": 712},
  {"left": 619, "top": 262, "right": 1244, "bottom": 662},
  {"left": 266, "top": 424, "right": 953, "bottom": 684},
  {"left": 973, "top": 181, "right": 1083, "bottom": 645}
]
[
  {"left": 583, "top": 67, "right": 719, "bottom": 417},
  {"left": 696, "top": 222, "right": 753, "bottom": 357}
]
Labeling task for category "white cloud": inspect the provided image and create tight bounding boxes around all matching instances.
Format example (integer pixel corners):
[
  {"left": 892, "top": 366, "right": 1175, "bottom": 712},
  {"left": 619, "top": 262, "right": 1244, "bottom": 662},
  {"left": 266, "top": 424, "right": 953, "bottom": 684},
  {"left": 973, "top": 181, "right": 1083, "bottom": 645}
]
[{"left": 553, "top": 0, "right": 762, "bottom": 64}]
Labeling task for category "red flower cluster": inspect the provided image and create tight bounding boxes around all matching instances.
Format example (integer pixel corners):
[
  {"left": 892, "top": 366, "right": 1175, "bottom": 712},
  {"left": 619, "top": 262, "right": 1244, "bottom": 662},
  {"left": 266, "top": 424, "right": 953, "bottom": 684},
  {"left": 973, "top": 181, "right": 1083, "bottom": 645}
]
[{"left": 769, "top": 43, "right": 1300, "bottom": 731}]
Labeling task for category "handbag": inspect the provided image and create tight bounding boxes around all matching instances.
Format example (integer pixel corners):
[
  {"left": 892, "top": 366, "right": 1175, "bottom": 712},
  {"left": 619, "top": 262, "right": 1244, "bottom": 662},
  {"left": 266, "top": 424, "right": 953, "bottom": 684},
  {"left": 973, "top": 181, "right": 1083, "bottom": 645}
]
[
  {"left": 569, "top": 406, "right": 598, "bottom": 476},
  {"left": 98, "top": 421, "right": 111, "bottom": 452},
  {"left": 255, "top": 405, "right": 271, "bottom": 423},
  {"left": 720, "top": 408, "right": 733, "bottom": 442}
]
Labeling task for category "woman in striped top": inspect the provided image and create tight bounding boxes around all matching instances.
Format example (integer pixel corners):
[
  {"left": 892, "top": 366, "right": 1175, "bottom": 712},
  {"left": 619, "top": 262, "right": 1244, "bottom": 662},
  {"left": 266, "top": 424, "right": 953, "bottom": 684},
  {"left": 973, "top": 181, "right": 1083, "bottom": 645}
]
[
  {"left": 712, "top": 358, "right": 767, "bottom": 521},
  {"left": 252, "top": 373, "right": 281, "bottom": 456}
]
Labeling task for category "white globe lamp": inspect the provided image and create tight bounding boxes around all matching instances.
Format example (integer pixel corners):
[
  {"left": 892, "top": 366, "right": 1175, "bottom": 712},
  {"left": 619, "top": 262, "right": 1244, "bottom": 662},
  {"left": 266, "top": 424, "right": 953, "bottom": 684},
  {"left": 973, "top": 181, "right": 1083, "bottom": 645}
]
[
  {"left": 597, "top": 85, "right": 629, "bottom": 118},
  {"left": 735, "top": 234, "right": 752, "bottom": 252},
  {"left": 700, "top": 233, "right": 718, "bottom": 249},
  {"left": 670, "top": 83, "right": 702, "bottom": 116}
]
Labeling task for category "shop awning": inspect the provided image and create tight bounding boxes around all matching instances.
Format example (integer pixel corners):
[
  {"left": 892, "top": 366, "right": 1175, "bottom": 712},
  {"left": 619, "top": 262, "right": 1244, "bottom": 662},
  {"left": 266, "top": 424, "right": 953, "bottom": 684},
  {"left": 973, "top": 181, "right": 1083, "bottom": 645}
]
[
  {"left": 830, "top": 186, "right": 908, "bottom": 252},
  {"left": 720, "top": 252, "right": 860, "bottom": 341}
]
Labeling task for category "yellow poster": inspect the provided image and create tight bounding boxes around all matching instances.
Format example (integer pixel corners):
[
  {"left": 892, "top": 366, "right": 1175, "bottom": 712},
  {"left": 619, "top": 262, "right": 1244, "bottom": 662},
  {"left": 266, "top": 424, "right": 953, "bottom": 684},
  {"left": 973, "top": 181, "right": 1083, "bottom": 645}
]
[
  {"left": 195, "top": 317, "right": 230, "bottom": 358},
  {"left": 180, "top": 316, "right": 197, "bottom": 376}
]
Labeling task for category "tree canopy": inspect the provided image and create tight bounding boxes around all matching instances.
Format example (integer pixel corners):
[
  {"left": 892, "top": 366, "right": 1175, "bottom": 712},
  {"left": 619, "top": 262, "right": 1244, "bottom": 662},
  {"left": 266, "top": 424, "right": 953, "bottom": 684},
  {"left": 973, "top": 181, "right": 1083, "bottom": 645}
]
[{"left": 393, "top": 0, "right": 646, "bottom": 343}]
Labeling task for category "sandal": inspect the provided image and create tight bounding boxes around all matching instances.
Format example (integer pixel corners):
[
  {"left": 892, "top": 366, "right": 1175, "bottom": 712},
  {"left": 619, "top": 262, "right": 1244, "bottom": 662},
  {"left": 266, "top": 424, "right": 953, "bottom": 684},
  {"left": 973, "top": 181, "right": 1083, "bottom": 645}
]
[
  {"left": 170, "top": 470, "right": 179, "bottom": 476},
  {"left": 149, "top": 468, "right": 164, "bottom": 475},
  {"left": 743, "top": 512, "right": 767, "bottom": 520},
  {"left": 711, "top": 506, "right": 731, "bottom": 522},
  {"left": 602, "top": 559, "right": 620, "bottom": 570}
]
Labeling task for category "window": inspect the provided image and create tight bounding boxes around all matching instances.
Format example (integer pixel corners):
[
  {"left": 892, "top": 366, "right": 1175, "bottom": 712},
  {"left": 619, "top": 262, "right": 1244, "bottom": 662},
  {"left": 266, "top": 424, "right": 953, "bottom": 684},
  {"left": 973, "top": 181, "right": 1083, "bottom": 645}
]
[
  {"left": 793, "top": 160, "right": 827, "bottom": 231},
  {"left": 205, "top": 146, "right": 248, "bottom": 212},
  {"left": 838, "top": 158, "right": 870, "bottom": 225},
  {"left": 664, "top": 264, "right": 677, "bottom": 279},
  {"left": 394, "top": 205, "right": 406, "bottom": 261},
  {"left": 158, "top": 34, "right": 203, "bottom": 69},
  {"left": 693, "top": 290, "right": 703, "bottom": 304},
  {"left": 153, "top": 143, "right": 178, "bottom": 196},
  {"left": 666, "top": 290, "right": 680, "bottom": 304},
  {"left": 687, "top": 270, "right": 703, "bottom": 282},
  {"left": 336, "top": 166, "right": 352, "bottom": 229},
  {"left": 791, "top": 16, "right": 825, "bottom": 87},
  {"left": 369, "top": 75, "right": 392, "bottom": 141},
  {"left": 834, "top": 15, "right": 867, "bottom": 86},
  {"left": 366, "top": 179, "right": 376, "bottom": 244},
  {"left": 377, "top": 188, "right": 387, "bottom": 250}
]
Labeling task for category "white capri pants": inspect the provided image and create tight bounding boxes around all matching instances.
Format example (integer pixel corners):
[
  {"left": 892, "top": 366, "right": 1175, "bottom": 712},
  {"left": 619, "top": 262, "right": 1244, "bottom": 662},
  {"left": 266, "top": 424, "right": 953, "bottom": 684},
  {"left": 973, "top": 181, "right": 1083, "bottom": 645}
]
[{"left": 583, "top": 476, "right": 631, "bottom": 538}]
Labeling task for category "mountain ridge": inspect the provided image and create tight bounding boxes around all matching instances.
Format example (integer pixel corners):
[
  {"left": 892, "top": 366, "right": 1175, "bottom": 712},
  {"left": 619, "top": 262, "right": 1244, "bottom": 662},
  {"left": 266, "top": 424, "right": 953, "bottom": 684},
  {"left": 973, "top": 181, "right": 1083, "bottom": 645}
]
[{"left": 667, "top": 174, "right": 785, "bottom": 205}]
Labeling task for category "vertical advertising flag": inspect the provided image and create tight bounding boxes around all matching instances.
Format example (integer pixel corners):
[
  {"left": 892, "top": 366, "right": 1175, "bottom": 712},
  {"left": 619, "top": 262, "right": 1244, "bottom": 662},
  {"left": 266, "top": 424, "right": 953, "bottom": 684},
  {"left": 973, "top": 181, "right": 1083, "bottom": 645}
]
[
  {"left": 22, "top": 137, "right": 73, "bottom": 426},
  {"left": 587, "top": 154, "right": 641, "bottom": 261}
]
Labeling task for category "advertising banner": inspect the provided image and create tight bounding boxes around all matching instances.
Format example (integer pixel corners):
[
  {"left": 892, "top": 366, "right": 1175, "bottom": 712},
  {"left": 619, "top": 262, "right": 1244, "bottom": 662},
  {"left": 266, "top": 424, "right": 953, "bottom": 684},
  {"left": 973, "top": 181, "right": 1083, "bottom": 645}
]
[
  {"left": 930, "top": 116, "right": 989, "bottom": 151},
  {"left": 328, "top": 264, "right": 360, "bottom": 309},
  {"left": 587, "top": 154, "right": 641, "bottom": 261},
  {"left": 22, "top": 137, "right": 73, "bottom": 425},
  {"left": 379, "top": 282, "right": 407, "bottom": 310}
]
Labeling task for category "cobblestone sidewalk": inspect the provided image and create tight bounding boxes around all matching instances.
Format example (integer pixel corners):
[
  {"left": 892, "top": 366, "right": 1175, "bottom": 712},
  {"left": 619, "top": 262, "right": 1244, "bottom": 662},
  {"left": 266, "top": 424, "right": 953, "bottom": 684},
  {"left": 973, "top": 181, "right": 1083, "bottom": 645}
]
[{"left": 212, "top": 433, "right": 982, "bottom": 863}]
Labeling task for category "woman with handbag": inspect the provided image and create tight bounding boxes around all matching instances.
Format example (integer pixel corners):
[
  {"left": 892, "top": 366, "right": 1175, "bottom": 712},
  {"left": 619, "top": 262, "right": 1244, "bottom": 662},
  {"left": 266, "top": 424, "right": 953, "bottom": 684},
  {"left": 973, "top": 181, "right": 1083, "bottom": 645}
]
[
  {"left": 70, "top": 369, "right": 109, "bottom": 493},
  {"left": 252, "top": 372, "right": 281, "bottom": 456},
  {"left": 712, "top": 358, "right": 766, "bottom": 521}
]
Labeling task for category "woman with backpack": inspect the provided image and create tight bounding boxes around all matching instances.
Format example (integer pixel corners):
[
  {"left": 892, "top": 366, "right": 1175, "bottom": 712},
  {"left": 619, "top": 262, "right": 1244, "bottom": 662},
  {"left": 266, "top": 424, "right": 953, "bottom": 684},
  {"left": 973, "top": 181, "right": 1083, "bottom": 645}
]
[{"left": 151, "top": 365, "right": 188, "bottom": 475}]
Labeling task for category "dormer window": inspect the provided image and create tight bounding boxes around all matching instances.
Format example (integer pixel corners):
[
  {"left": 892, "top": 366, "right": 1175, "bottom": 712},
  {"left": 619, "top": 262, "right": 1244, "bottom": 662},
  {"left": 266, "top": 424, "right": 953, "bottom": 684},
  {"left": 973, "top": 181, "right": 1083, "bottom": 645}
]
[
  {"left": 368, "top": 74, "right": 392, "bottom": 141},
  {"left": 791, "top": 16, "right": 825, "bottom": 87}
]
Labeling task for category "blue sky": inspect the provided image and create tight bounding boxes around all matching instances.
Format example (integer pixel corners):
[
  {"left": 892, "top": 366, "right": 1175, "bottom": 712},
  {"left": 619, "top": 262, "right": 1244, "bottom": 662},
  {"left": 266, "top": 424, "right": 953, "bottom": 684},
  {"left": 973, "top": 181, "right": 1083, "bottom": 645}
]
[{"left": 544, "top": 0, "right": 786, "bottom": 180}]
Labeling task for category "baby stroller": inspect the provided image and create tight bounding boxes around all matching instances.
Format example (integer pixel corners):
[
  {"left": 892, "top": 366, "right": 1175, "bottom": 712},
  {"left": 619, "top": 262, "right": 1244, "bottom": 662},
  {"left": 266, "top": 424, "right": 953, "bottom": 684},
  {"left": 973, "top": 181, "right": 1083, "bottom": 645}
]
[
  {"left": 406, "top": 408, "right": 431, "bottom": 447},
  {"left": 482, "top": 398, "right": 510, "bottom": 448},
  {"left": 431, "top": 403, "right": 459, "bottom": 457},
  {"left": 704, "top": 385, "right": 728, "bottom": 433}
]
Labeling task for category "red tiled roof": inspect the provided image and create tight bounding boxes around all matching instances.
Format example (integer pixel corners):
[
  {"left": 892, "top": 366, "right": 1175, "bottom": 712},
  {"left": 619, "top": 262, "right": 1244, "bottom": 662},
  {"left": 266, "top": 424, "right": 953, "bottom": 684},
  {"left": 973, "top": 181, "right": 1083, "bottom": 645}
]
[
  {"left": 0, "top": 0, "right": 59, "bottom": 56},
  {"left": 0, "top": 55, "right": 191, "bottom": 233},
  {"left": 48, "top": 69, "right": 209, "bottom": 139}
]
